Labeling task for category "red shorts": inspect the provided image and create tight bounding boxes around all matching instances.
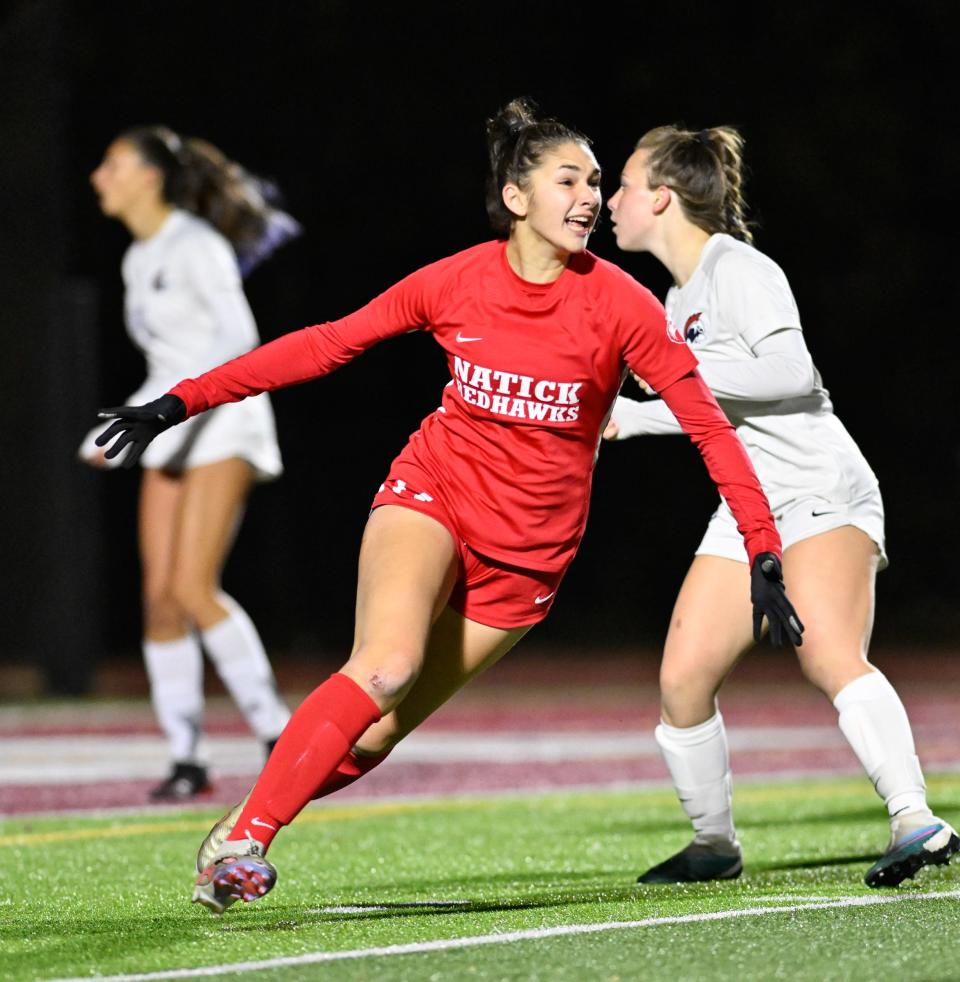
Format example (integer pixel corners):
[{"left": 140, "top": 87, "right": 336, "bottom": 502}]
[{"left": 370, "top": 473, "right": 566, "bottom": 630}]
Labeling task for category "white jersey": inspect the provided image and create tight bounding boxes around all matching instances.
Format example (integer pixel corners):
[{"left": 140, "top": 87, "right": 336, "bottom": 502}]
[
  {"left": 80, "top": 210, "right": 282, "bottom": 479},
  {"left": 663, "top": 233, "right": 877, "bottom": 513}
]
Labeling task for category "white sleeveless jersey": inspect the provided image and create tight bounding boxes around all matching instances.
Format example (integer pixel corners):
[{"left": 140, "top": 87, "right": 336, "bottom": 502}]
[
  {"left": 665, "top": 234, "right": 877, "bottom": 512},
  {"left": 80, "top": 210, "right": 282, "bottom": 478}
]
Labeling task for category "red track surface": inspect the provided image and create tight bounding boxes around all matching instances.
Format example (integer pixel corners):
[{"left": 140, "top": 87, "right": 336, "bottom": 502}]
[{"left": 2, "top": 648, "right": 956, "bottom": 816}]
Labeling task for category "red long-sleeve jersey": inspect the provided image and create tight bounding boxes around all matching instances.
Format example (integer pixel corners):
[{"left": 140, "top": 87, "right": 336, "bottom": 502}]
[{"left": 172, "top": 241, "right": 781, "bottom": 569}]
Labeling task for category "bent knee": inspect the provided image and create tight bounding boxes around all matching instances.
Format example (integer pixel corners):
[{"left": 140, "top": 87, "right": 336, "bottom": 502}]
[
  {"left": 143, "top": 592, "right": 187, "bottom": 636},
  {"left": 343, "top": 644, "right": 424, "bottom": 707},
  {"left": 796, "top": 648, "right": 871, "bottom": 699},
  {"left": 659, "top": 659, "right": 724, "bottom": 725},
  {"left": 168, "top": 579, "right": 219, "bottom": 621},
  {"left": 659, "top": 661, "right": 718, "bottom": 702}
]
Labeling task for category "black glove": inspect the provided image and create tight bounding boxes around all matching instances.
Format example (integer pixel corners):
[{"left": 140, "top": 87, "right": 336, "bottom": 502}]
[
  {"left": 750, "top": 552, "right": 804, "bottom": 647},
  {"left": 94, "top": 394, "right": 187, "bottom": 468}
]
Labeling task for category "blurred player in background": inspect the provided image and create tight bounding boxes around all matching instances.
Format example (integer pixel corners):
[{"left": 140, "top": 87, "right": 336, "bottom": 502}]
[
  {"left": 95, "top": 98, "right": 802, "bottom": 913},
  {"left": 605, "top": 124, "right": 958, "bottom": 887},
  {"left": 80, "top": 126, "right": 299, "bottom": 800}
]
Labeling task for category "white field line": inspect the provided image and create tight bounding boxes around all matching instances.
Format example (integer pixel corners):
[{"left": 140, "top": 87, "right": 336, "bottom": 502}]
[
  {"left": 0, "top": 727, "right": 857, "bottom": 784},
  {"left": 45, "top": 890, "right": 960, "bottom": 982}
]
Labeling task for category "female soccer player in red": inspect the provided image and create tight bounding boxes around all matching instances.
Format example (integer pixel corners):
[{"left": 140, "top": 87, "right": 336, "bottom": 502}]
[
  {"left": 96, "top": 100, "right": 802, "bottom": 914},
  {"left": 81, "top": 126, "right": 298, "bottom": 800},
  {"left": 605, "top": 124, "right": 957, "bottom": 887}
]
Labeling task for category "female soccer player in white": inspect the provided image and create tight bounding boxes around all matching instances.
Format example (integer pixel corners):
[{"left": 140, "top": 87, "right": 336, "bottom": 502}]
[
  {"left": 605, "top": 124, "right": 957, "bottom": 887},
  {"left": 80, "top": 126, "right": 297, "bottom": 800},
  {"left": 95, "top": 100, "right": 801, "bottom": 914}
]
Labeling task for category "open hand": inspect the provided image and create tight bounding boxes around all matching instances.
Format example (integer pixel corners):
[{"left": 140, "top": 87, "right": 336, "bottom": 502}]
[{"left": 94, "top": 394, "right": 187, "bottom": 468}]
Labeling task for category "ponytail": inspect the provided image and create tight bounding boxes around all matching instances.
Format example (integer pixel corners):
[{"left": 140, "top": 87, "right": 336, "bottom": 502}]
[{"left": 120, "top": 125, "right": 301, "bottom": 276}]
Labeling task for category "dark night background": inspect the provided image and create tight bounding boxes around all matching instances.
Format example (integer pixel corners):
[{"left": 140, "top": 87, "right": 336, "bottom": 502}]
[{"left": 1, "top": 1, "right": 957, "bottom": 694}]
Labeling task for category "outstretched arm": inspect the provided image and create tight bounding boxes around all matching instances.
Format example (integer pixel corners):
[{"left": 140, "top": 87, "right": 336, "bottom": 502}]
[
  {"left": 169, "top": 318, "right": 389, "bottom": 416},
  {"left": 171, "top": 260, "right": 436, "bottom": 415},
  {"left": 95, "top": 266, "right": 435, "bottom": 465},
  {"left": 94, "top": 322, "right": 391, "bottom": 467}
]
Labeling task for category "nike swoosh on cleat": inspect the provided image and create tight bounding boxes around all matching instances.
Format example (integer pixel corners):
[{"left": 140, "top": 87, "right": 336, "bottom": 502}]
[
  {"left": 895, "top": 824, "right": 943, "bottom": 848},
  {"left": 534, "top": 592, "right": 555, "bottom": 604},
  {"left": 455, "top": 332, "right": 483, "bottom": 342}
]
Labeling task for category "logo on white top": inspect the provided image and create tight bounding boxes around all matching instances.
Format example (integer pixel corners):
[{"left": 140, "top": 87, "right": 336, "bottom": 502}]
[
  {"left": 534, "top": 592, "right": 556, "bottom": 605},
  {"left": 456, "top": 332, "right": 483, "bottom": 343},
  {"left": 683, "top": 312, "right": 706, "bottom": 345}
]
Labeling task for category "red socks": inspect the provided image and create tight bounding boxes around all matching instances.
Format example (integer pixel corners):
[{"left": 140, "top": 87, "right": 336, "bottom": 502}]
[{"left": 226, "top": 673, "right": 381, "bottom": 850}]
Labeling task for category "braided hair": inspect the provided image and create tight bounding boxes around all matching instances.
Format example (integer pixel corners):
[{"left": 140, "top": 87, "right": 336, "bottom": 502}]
[{"left": 636, "top": 124, "right": 753, "bottom": 243}]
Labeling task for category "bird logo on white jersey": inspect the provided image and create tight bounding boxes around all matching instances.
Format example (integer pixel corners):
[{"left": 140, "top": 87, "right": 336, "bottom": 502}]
[{"left": 683, "top": 312, "right": 707, "bottom": 345}]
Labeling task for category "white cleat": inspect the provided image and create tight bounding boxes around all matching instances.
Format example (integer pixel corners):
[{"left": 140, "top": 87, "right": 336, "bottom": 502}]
[
  {"left": 192, "top": 836, "right": 276, "bottom": 915},
  {"left": 196, "top": 793, "right": 250, "bottom": 874}
]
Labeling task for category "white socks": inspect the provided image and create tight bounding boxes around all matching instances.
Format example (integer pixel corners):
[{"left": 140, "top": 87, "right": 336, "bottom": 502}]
[
  {"left": 655, "top": 672, "right": 929, "bottom": 850},
  {"left": 834, "top": 670, "right": 929, "bottom": 818},
  {"left": 143, "top": 635, "right": 205, "bottom": 764},
  {"left": 655, "top": 712, "right": 738, "bottom": 848},
  {"left": 144, "top": 597, "right": 289, "bottom": 764},
  {"left": 201, "top": 595, "right": 290, "bottom": 742}
]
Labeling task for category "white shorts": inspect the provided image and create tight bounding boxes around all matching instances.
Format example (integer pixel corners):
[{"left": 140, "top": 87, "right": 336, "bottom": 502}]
[
  {"left": 80, "top": 390, "right": 283, "bottom": 482},
  {"left": 696, "top": 485, "right": 888, "bottom": 569}
]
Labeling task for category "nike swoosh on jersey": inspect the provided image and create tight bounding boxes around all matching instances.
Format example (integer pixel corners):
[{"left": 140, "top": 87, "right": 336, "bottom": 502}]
[
  {"left": 811, "top": 509, "right": 839, "bottom": 517},
  {"left": 534, "top": 592, "right": 556, "bottom": 604},
  {"left": 455, "top": 332, "right": 483, "bottom": 342}
]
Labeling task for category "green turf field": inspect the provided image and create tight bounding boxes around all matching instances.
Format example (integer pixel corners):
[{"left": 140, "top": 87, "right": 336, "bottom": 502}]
[{"left": 2, "top": 775, "right": 959, "bottom": 982}]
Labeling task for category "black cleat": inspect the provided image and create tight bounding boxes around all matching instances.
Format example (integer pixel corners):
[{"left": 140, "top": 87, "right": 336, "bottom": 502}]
[
  {"left": 638, "top": 840, "right": 743, "bottom": 884},
  {"left": 149, "top": 762, "right": 212, "bottom": 802},
  {"left": 865, "top": 814, "right": 960, "bottom": 888}
]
